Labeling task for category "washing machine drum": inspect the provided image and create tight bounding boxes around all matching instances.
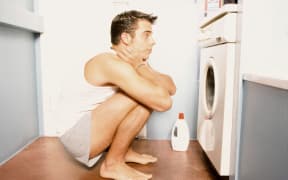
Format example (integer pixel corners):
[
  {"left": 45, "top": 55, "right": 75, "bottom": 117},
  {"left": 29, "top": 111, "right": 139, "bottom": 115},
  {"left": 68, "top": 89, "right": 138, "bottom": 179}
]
[{"left": 203, "top": 58, "right": 218, "bottom": 119}]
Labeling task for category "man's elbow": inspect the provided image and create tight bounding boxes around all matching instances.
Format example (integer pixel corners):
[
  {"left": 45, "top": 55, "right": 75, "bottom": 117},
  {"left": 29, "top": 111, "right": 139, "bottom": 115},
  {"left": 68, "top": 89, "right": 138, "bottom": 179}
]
[
  {"left": 169, "top": 86, "right": 177, "bottom": 96},
  {"left": 167, "top": 77, "right": 176, "bottom": 96},
  {"left": 155, "top": 97, "right": 172, "bottom": 112}
]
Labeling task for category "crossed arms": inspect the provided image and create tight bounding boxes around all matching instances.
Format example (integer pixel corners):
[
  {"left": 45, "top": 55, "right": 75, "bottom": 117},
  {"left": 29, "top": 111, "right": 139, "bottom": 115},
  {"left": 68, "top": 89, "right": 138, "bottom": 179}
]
[{"left": 84, "top": 53, "right": 176, "bottom": 112}]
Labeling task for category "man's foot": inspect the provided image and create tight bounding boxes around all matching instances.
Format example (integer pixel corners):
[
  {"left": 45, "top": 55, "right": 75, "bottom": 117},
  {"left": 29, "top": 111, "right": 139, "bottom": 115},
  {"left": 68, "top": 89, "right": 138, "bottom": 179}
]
[
  {"left": 125, "top": 148, "right": 158, "bottom": 165},
  {"left": 100, "top": 160, "right": 152, "bottom": 180}
]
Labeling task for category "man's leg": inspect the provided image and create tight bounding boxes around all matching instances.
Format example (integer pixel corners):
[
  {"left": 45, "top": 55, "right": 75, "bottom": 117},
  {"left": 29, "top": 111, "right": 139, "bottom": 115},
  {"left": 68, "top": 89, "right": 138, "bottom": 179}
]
[
  {"left": 89, "top": 92, "right": 154, "bottom": 179},
  {"left": 89, "top": 92, "right": 138, "bottom": 158},
  {"left": 100, "top": 104, "right": 152, "bottom": 180}
]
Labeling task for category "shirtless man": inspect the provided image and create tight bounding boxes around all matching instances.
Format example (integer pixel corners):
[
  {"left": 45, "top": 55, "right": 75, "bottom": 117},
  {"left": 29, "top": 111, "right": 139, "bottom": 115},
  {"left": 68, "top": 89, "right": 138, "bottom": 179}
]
[{"left": 61, "top": 10, "right": 176, "bottom": 180}]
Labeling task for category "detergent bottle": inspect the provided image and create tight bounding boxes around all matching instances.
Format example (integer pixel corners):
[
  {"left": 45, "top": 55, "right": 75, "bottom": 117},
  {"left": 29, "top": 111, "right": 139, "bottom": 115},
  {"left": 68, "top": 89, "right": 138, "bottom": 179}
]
[{"left": 171, "top": 112, "right": 190, "bottom": 151}]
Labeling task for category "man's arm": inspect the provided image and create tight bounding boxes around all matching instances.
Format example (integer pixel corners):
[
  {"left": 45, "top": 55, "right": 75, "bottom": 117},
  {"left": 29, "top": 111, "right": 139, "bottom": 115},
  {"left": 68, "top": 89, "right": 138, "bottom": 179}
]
[
  {"left": 136, "top": 62, "right": 176, "bottom": 96},
  {"left": 114, "top": 47, "right": 176, "bottom": 95},
  {"left": 85, "top": 54, "right": 172, "bottom": 112}
]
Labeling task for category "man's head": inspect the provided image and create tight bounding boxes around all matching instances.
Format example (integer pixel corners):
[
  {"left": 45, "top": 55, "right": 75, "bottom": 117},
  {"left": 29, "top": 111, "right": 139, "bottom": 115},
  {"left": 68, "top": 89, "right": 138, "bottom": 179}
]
[
  {"left": 111, "top": 10, "right": 157, "bottom": 60},
  {"left": 111, "top": 10, "right": 157, "bottom": 45}
]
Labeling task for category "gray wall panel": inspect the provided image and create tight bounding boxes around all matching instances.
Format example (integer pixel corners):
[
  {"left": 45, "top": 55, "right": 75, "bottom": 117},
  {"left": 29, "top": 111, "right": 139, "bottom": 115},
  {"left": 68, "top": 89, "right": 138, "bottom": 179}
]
[
  {"left": 0, "top": 24, "right": 39, "bottom": 164},
  {"left": 238, "top": 81, "right": 288, "bottom": 180}
]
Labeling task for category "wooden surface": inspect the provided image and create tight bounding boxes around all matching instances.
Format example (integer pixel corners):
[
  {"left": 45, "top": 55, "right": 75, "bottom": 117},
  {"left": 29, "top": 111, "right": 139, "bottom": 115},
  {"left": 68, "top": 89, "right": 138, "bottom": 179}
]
[{"left": 0, "top": 137, "right": 224, "bottom": 180}]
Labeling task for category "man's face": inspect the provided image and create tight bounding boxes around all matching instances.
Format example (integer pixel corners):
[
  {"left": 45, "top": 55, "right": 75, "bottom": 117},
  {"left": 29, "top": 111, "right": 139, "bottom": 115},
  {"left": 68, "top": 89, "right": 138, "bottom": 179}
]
[{"left": 128, "top": 20, "right": 155, "bottom": 60}]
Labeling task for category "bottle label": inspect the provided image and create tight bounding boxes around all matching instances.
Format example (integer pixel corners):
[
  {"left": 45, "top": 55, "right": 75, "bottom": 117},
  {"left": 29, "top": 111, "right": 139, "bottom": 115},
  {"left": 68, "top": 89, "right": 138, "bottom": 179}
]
[{"left": 173, "top": 126, "right": 178, "bottom": 137}]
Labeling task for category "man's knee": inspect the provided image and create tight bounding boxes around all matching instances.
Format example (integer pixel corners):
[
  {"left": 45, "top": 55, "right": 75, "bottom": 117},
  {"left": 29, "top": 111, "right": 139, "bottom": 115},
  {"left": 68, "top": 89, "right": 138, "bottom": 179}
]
[
  {"left": 136, "top": 105, "right": 152, "bottom": 121},
  {"left": 104, "top": 92, "right": 139, "bottom": 112}
]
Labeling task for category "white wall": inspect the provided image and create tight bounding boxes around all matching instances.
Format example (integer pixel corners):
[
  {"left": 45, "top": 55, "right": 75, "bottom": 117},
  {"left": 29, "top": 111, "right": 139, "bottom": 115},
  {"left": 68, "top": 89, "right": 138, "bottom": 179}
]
[
  {"left": 240, "top": 0, "right": 288, "bottom": 79},
  {"left": 39, "top": 0, "right": 201, "bottom": 139},
  {"left": 39, "top": 0, "right": 115, "bottom": 135}
]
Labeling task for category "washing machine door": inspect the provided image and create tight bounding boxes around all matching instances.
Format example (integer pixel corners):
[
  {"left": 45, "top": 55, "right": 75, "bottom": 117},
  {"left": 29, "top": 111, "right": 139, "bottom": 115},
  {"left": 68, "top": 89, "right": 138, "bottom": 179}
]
[{"left": 203, "top": 57, "right": 218, "bottom": 119}]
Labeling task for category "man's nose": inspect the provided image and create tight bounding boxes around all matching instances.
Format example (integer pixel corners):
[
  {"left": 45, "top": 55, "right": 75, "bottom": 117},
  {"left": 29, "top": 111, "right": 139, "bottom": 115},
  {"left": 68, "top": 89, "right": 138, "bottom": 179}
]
[{"left": 150, "top": 37, "right": 156, "bottom": 46}]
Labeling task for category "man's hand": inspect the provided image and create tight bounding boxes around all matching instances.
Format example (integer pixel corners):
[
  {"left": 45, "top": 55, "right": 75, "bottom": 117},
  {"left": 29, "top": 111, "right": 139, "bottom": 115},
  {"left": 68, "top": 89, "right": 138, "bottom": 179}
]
[
  {"left": 115, "top": 45, "right": 145, "bottom": 69},
  {"left": 111, "top": 45, "right": 176, "bottom": 96}
]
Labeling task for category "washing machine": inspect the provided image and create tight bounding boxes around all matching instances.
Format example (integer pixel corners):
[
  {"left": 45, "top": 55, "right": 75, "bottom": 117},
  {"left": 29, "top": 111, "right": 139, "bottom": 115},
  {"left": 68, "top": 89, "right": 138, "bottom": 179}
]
[{"left": 197, "top": 5, "right": 239, "bottom": 176}]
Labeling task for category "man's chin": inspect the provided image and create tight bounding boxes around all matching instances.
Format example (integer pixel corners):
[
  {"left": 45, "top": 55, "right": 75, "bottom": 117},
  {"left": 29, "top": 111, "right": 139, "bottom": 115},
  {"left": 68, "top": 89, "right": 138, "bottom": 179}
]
[
  {"left": 144, "top": 54, "right": 151, "bottom": 60},
  {"left": 143, "top": 56, "right": 149, "bottom": 61}
]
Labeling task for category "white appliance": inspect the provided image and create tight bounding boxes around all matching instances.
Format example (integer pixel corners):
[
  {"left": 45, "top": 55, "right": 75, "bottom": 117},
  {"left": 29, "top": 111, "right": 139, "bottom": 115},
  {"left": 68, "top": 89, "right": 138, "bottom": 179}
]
[{"left": 197, "top": 5, "right": 239, "bottom": 176}]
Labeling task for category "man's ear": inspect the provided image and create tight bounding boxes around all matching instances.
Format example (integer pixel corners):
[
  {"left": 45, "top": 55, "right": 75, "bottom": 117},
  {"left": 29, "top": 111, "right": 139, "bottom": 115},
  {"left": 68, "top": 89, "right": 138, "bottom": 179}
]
[{"left": 120, "top": 32, "right": 132, "bottom": 45}]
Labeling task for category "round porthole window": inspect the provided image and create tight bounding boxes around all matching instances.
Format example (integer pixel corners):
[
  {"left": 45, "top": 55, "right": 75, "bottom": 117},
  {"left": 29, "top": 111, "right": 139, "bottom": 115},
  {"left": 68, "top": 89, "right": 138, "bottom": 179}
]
[
  {"left": 206, "top": 66, "right": 215, "bottom": 110},
  {"left": 203, "top": 57, "right": 218, "bottom": 119}
]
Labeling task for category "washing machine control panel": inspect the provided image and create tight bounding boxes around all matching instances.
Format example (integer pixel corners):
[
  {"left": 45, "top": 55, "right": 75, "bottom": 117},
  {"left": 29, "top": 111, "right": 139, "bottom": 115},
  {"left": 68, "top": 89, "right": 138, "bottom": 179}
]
[{"left": 199, "top": 4, "right": 238, "bottom": 47}]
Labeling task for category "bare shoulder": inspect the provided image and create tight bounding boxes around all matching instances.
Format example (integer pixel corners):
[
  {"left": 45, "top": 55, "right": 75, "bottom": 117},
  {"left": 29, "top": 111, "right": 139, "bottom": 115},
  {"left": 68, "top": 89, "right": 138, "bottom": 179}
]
[
  {"left": 85, "top": 52, "right": 132, "bottom": 71},
  {"left": 86, "top": 52, "right": 115, "bottom": 64},
  {"left": 84, "top": 52, "right": 134, "bottom": 86}
]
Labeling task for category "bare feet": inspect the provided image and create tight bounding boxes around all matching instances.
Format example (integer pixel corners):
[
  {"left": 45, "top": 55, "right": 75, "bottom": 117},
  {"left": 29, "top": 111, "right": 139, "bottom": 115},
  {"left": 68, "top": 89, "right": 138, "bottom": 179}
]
[
  {"left": 125, "top": 148, "right": 158, "bottom": 165},
  {"left": 100, "top": 160, "right": 152, "bottom": 180}
]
